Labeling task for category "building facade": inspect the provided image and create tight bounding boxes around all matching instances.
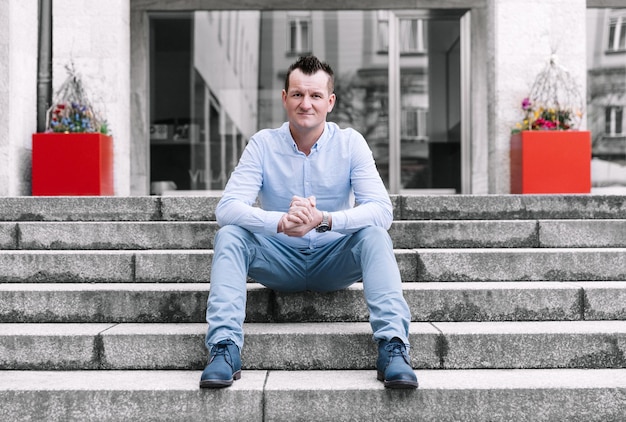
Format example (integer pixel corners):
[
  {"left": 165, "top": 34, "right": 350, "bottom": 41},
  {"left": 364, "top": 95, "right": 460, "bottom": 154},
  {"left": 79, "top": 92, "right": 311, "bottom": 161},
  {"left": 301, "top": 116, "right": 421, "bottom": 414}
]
[
  {"left": 1, "top": 0, "right": 624, "bottom": 196},
  {"left": 588, "top": 7, "right": 626, "bottom": 187}
]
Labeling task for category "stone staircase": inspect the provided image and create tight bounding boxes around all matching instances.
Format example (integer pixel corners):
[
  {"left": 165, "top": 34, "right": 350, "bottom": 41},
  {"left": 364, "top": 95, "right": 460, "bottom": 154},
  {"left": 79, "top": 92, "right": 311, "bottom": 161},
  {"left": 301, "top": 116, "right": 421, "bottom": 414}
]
[{"left": 0, "top": 194, "right": 625, "bottom": 421}]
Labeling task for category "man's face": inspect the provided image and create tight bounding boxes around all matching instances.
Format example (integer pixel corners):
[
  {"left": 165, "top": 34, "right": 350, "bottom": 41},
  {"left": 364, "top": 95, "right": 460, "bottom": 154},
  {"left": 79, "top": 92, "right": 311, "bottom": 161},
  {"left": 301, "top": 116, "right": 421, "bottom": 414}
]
[{"left": 282, "top": 69, "right": 335, "bottom": 133}]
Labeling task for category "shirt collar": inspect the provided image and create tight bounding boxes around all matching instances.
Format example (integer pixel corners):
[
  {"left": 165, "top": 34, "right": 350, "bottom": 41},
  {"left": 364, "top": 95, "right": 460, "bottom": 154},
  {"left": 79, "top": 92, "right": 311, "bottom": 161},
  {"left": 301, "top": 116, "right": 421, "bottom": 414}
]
[{"left": 286, "top": 122, "right": 330, "bottom": 153}]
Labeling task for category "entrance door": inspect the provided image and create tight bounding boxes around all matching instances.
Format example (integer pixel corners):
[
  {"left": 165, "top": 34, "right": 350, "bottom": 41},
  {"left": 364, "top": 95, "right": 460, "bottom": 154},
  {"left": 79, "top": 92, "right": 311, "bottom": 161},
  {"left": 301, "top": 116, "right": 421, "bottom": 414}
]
[{"left": 387, "top": 11, "right": 464, "bottom": 194}]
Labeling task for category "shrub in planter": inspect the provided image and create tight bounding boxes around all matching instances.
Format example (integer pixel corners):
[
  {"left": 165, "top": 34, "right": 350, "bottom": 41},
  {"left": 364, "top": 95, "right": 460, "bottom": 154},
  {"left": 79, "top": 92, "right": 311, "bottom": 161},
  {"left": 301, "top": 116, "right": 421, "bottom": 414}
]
[
  {"left": 510, "top": 55, "right": 590, "bottom": 194},
  {"left": 32, "top": 63, "right": 113, "bottom": 196}
]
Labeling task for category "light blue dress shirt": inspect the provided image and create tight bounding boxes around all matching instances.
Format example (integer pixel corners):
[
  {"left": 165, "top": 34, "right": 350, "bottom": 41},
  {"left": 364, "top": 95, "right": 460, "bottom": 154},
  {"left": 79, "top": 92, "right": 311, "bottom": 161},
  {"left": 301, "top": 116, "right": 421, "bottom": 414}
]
[{"left": 215, "top": 121, "right": 393, "bottom": 249}]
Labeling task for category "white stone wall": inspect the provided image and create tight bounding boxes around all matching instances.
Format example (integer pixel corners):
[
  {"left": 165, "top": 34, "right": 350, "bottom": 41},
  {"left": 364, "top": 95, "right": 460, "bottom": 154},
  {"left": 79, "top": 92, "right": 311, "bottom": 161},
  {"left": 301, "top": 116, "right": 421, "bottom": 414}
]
[
  {"left": 490, "top": 0, "right": 588, "bottom": 193},
  {"left": 53, "top": 0, "right": 131, "bottom": 195},
  {"left": 0, "top": 0, "right": 38, "bottom": 196},
  {"left": 0, "top": 1, "right": 10, "bottom": 195}
]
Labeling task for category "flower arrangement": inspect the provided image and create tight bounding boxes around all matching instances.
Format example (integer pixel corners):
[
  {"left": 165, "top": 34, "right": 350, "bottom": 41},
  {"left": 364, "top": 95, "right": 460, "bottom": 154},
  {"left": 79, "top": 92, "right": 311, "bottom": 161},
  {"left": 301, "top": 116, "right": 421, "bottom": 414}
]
[
  {"left": 46, "top": 62, "right": 109, "bottom": 135},
  {"left": 512, "top": 54, "right": 583, "bottom": 134}
]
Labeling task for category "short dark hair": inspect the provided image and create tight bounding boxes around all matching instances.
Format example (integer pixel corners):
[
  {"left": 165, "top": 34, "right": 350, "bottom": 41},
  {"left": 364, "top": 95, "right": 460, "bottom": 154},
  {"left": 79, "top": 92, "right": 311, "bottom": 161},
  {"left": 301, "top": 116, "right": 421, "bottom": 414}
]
[{"left": 284, "top": 55, "right": 334, "bottom": 94}]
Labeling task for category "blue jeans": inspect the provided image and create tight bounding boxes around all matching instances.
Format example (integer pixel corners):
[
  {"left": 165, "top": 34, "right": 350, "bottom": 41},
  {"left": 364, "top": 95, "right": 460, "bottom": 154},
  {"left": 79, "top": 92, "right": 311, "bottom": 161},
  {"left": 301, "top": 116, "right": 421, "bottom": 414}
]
[{"left": 205, "top": 225, "right": 411, "bottom": 350}]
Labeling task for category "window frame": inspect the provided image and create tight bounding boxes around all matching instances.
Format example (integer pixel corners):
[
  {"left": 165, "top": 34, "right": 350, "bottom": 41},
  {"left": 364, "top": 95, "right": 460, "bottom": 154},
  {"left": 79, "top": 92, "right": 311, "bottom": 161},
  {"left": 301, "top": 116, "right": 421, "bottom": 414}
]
[
  {"left": 287, "top": 12, "right": 312, "bottom": 56},
  {"left": 605, "top": 105, "right": 624, "bottom": 136},
  {"left": 608, "top": 14, "right": 626, "bottom": 52}
]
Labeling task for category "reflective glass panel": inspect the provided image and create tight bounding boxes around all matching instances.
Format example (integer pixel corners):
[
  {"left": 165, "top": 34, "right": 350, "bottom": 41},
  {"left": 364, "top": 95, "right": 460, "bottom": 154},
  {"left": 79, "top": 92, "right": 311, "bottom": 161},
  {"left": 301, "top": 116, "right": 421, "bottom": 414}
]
[{"left": 148, "top": 10, "right": 462, "bottom": 193}]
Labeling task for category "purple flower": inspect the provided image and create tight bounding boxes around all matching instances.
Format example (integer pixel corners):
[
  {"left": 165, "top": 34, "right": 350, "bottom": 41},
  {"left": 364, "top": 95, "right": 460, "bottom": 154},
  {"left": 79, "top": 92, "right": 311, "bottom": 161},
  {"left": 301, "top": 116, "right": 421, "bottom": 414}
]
[{"left": 521, "top": 98, "right": 532, "bottom": 110}]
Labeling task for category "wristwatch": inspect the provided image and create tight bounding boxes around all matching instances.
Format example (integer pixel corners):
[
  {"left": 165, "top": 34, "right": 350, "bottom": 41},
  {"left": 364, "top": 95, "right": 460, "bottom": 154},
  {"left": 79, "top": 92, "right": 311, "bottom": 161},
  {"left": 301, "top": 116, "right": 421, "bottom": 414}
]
[{"left": 315, "top": 211, "right": 331, "bottom": 233}]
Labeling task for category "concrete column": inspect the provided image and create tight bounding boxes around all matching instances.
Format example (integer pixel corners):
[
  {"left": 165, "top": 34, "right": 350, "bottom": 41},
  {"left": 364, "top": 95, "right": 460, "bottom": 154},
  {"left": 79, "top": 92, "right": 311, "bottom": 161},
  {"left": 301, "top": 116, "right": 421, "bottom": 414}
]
[
  {"left": 488, "top": 0, "right": 588, "bottom": 193},
  {"left": 469, "top": 6, "right": 490, "bottom": 194},
  {"left": 0, "top": 0, "right": 38, "bottom": 196},
  {"left": 53, "top": 0, "right": 131, "bottom": 196}
]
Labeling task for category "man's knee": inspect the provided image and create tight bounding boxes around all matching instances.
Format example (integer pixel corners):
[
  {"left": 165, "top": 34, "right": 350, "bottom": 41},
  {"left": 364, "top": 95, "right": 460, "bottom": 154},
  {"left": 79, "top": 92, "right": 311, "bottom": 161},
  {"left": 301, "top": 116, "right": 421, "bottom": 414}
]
[
  {"left": 214, "top": 225, "right": 250, "bottom": 245},
  {"left": 357, "top": 226, "right": 393, "bottom": 247},
  {"left": 213, "top": 225, "right": 253, "bottom": 249}
]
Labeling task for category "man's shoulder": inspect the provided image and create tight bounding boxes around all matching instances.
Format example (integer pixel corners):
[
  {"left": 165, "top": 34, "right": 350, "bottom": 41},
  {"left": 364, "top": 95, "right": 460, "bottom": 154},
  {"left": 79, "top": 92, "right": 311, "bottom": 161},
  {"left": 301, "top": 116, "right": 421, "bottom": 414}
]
[
  {"left": 251, "top": 123, "right": 290, "bottom": 143},
  {"left": 326, "top": 122, "right": 366, "bottom": 145}
]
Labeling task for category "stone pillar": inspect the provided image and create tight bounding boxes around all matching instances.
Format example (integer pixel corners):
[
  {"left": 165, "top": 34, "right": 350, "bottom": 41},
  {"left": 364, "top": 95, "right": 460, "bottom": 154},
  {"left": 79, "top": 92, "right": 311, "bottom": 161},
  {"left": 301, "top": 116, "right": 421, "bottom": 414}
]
[
  {"left": 488, "top": 0, "right": 588, "bottom": 193},
  {"left": 53, "top": 0, "right": 131, "bottom": 196},
  {"left": 0, "top": 0, "right": 38, "bottom": 196}
]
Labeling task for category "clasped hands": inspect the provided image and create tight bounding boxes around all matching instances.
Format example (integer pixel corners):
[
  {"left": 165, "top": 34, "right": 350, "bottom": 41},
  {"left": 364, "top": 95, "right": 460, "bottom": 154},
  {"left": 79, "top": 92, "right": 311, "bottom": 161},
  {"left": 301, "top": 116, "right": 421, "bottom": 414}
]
[{"left": 278, "top": 195, "right": 323, "bottom": 237}]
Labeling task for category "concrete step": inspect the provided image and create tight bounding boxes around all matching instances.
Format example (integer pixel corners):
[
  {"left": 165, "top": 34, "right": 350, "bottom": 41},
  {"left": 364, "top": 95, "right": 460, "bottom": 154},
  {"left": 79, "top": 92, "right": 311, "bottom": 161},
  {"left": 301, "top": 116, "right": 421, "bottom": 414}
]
[
  {"left": 2, "top": 219, "right": 626, "bottom": 250},
  {"left": 392, "top": 219, "right": 626, "bottom": 248},
  {"left": 0, "top": 222, "right": 218, "bottom": 250},
  {"left": 1, "top": 321, "right": 625, "bottom": 370},
  {"left": 0, "top": 196, "right": 170, "bottom": 222},
  {"left": 1, "top": 369, "right": 624, "bottom": 421},
  {"left": 1, "top": 195, "right": 625, "bottom": 222},
  {"left": 1, "top": 249, "right": 625, "bottom": 283},
  {"left": 401, "top": 194, "right": 626, "bottom": 220},
  {"left": 0, "top": 250, "right": 212, "bottom": 283},
  {"left": 415, "top": 248, "right": 626, "bottom": 281},
  {"left": 3, "top": 281, "right": 625, "bottom": 323}
]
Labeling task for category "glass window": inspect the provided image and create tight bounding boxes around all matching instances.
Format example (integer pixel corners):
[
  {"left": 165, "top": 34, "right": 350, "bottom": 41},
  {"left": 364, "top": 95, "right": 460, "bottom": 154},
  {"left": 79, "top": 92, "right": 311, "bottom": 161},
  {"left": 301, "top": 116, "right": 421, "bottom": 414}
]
[
  {"left": 402, "top": 108, "right": 428, "bottom": 139},
  {"left": 605, "top": 106, "right": 624, "bottom": 136},
  {"left": 148, "top": 10, "right": 462, "bottom": 193},
  {"left": 399, "top": 19, "right": 426, "bottom": 54},
  {"left": 378, "top": 14, "right": 428, "bottom": 55},
  {"left": 288, "top": 13, "right": 311, "bottom": 55},
  {"left": 608, "top": 15, "right": 626, "bottom": 52},
  {"left": 608, "top": 19, "right": 617, "bottom": 50},
  {"left": 377, "top": 11, "right": 389, "bottom": 52}
]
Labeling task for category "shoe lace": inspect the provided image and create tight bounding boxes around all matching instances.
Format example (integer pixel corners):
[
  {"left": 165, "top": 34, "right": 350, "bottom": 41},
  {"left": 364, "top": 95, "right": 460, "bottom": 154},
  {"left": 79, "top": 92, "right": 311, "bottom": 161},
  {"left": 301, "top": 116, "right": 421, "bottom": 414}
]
[
  {"left": 384, "top": 341, "right": 406, "bottom": 356},
  {"left": 212, "top": 344, "right": 228, "bottom": 356},
  {"left": 210, "top": 341, "right": 233, "bottom": 361}
]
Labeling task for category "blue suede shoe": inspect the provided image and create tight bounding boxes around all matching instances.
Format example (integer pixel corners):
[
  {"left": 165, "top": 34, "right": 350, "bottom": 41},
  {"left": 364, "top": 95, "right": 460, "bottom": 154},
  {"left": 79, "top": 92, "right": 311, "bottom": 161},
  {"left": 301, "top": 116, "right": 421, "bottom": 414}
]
[
  {"left": 199, "top": 339, "right": 242, "bottom": 388},
  {"left": 376, "top": 337, "right": 419, "bottom": 389}
]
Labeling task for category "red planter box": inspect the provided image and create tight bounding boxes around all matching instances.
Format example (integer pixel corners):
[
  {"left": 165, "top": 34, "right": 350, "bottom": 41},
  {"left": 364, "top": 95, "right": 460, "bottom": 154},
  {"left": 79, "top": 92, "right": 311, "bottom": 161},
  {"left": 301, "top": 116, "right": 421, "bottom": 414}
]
[
  {"left": 32, "top": 133, "right": 114, "bottom": 196},
  {"left": 510, "top": 130, "right": 591, "bottom": 194}
]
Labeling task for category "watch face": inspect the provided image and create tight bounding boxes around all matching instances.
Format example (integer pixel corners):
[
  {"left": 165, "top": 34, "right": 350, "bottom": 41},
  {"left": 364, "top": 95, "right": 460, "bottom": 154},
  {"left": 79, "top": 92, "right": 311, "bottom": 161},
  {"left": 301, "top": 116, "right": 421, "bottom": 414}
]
[{"left": 316, "top": 224, "right": 330, "bottom": 233}]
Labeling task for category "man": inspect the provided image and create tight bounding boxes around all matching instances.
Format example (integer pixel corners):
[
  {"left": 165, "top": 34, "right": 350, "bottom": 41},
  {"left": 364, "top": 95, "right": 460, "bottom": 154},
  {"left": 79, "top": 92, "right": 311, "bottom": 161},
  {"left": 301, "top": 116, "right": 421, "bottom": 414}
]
[{"left": 200, "top": 55, "right": 418, "bottom": 389}]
